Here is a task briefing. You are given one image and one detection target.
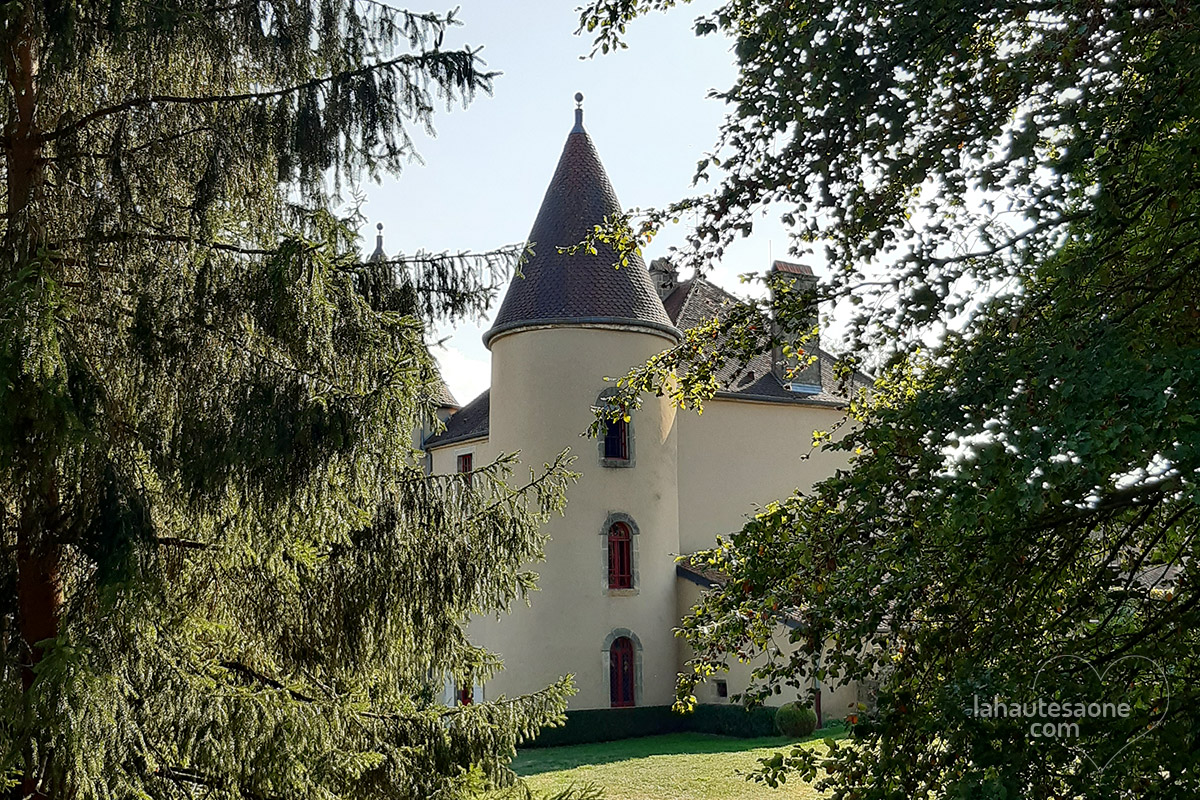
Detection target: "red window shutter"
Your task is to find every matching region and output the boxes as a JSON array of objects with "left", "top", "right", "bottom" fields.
[
  {"left": 610, "top": 637, "right": 635, "bottom": 707},
  {"left": 457, "top": 685, "right": 473, "bottom": 706},
  {"left": 607, "top": 523, "right": 632, "bottom": 589}
]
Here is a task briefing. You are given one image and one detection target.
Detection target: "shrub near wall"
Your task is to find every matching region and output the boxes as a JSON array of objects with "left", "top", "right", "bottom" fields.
[
  {"left": 774, "top": 702, "right": 817, "bottom": 738},
  {"left": 524, "top": 705, "right": 779, "bottom": 748}
]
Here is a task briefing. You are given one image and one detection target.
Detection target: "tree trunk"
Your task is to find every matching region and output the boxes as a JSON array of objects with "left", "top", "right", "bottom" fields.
[
  {"left": 16, "top": 505, "right": 62, "bottom": 800},
  {"left": 6, "top": 8, "right": 54, "bottom": 799},
  {"left": 17, "top": 539, "right": 62, "bottom": 692},
  {"left": 4, "top": 0, "right": 42, "bottom": 251}
]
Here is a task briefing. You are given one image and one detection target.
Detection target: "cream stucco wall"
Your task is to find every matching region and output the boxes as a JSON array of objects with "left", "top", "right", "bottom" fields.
[
  {"left": 675, "top": 577, "right": 859, "bottom": 721},
  {"left": 673, "top": 397, "right": 858, "bottom": 716},
  {"left": 427, "top": 343, "right": 864, "bottom": 714},
  {"left": 676, "top": 398, "right": 853, "bottom": 555},
  {"left": 466, "top": 325, "right": 682, "bottom": 710}
]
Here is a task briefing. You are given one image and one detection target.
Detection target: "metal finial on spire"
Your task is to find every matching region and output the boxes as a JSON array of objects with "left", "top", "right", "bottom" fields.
[
  {"left": 572, "top": 92, "right": 585, "bottom": 133},
  {"left": 369, "top": 222, "right": 386, "bottom": 262}
]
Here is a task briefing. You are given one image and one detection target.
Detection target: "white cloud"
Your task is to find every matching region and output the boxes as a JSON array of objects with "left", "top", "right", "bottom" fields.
[{"left": 433, "top": 343, "right": 491, "bottom": 405}]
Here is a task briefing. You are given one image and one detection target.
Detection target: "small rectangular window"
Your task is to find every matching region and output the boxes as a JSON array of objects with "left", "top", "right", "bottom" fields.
[
  {"left": 457, "top": 453, "right": 473, "bottom": 488},
  {"left": 716, "top": 679, "right": 728, "bottom": 699},
  {"left": 603, "top": 419, "right": 628, "bottom": 461}
]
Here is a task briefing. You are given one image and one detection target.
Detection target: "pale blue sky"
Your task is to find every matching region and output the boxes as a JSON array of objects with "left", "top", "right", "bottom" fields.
[{"left": 359, "top": 1, "right": 794, "bottom": 403}]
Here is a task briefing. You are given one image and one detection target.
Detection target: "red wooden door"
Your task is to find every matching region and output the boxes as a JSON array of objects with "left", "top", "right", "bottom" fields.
[{"left": 610, "top": 637, "right": 635, "bottom": 707}]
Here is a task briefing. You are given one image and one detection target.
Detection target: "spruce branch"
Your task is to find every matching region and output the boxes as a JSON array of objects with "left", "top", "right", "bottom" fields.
[{"left": 41, "top": 49, "right": 494, "bottom": 145}]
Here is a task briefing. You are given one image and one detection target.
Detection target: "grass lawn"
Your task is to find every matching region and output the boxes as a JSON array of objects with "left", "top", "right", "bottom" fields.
[{"left": 505, "top": 731, "right": 838, "bottom": 800}]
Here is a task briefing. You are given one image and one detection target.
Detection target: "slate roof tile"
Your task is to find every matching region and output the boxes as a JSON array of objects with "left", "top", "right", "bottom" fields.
[
  {"left": 484, "top": 110, "right": 679, "bottom": 347},
  {"left": 423, "top": 389, "right": 489, "bottom": 448},
  {"left": 663, "top": 278, "right": 871, "bottom": 407}
]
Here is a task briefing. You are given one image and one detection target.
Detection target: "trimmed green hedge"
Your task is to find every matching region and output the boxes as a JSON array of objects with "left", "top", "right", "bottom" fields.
[
  {"left": 526, "top": 706, "right": 683, "bottom": 748},
  {"left": 524, "top": 704, "right": 779, "bottom": 748},
  {"left": 689, "top": 703, "right": 778, "bottom": 738}
]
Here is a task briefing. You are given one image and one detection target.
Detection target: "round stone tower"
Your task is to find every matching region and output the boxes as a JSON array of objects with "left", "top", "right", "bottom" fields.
[{"left": 473, "top": 98, "right": 682, "bottom": 710}]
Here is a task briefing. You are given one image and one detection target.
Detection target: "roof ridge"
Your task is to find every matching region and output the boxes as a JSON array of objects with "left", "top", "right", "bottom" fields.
[{"left": 666, "top": 278, "right": 699, "bottom": 326}]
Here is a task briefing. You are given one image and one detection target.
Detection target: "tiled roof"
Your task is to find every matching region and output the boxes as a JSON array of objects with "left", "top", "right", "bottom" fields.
[
  {"left": 675, "top": 554, "right": 728, "bottom": 588},
  {"left": 676, "top": 554, "right": 807, "bottom": 630},
  {"left": 426, "top": 275, "right": 870, "bottom": 453},
  {"left": 424, "top": 390, "right": 489, "bottom": 448},
  {"left": 483, "top": 109, "right": 679, "bottom": 348},
  {"left": 663, "top": 278, "right": 871, "bottom": 407},
  {"left": 1134, "top": 563, "right": 1183, "bottom": 591},
  {"left": 430, "top": 378, "right": 458, "bottom": 409},
  {"left": 771, "top": 260, "right": 814, "bottom": 276},
  {"left": 661, "top": 277, "right": 693, "bottom": 321}
]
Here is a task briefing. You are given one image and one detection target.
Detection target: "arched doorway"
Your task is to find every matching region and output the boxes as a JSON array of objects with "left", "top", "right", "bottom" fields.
[{"left": 610, "top": 636, "right": 635, "bottom": 707}]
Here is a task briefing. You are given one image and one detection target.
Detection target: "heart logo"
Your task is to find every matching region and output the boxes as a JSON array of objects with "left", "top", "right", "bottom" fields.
[{"left": 1029, "top": 654, "right": 1169, "bottom": 774}]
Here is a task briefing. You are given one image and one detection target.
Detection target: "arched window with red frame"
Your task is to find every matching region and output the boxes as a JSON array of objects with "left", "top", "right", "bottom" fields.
[
  {"left": 609, "top": 637, "right": 635, "bottom": 707},
  {"left": 607, "top": 522, "right": 632, "bottom": 589}
]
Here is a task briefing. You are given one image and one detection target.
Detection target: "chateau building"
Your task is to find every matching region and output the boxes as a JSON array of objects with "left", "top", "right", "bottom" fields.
[{"left": 420, "top": 100, "right": 866, "bottom": 719}]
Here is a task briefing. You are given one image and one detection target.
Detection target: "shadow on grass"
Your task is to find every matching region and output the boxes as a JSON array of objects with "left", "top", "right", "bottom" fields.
[{"left": 513, "top": 728, "right": 844, "bottom": 776}]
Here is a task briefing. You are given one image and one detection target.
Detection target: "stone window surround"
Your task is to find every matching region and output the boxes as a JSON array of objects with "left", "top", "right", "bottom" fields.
[
  {"left": 599, "top": 512, "right": 640, "bottom": 596},
  {"left": 602, "top": 628, "right": 645, "bottom": 707},
  {"left": 595, "top": 389, "right": 635, "bottom": 468},
  {"left": 453, "top": 445, "right": 476, "bottom": 467}
]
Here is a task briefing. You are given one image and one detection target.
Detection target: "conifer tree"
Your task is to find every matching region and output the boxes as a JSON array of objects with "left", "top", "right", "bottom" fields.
[{"left": 0, "top": 4, "right": 575, "bottom": 799}]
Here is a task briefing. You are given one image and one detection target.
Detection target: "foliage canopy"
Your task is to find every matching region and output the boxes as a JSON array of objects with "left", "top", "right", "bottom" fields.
[{"left": 579, "top": 1, "right": 1200, "bottom": 797}]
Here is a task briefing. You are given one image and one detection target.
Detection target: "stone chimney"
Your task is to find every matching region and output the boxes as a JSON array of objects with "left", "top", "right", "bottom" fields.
[
  {"left": 648, "top": 257, "right": 678, "bottom": 300},
  {"left": 770, "top": 260, "right": 821, "bottom": 393}
]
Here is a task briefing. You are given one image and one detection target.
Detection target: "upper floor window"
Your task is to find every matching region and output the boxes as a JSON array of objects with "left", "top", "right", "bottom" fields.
[
  {"left": 607, "top": 522, "right": 633, "bottom": 590},
  {"left": 603, "top": 417, "right": 629, "bottom": 461},
  {"left": 457, "top": 452, "right": 473, "bottom": 488},
  {"left": 597, "top": 391, "right": 634, "bottom": 467}
]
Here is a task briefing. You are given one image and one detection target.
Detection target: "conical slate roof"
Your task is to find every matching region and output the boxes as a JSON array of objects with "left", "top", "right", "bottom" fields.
[{"left": 483, "top": 103, "right": 680, "bottom": 348}]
